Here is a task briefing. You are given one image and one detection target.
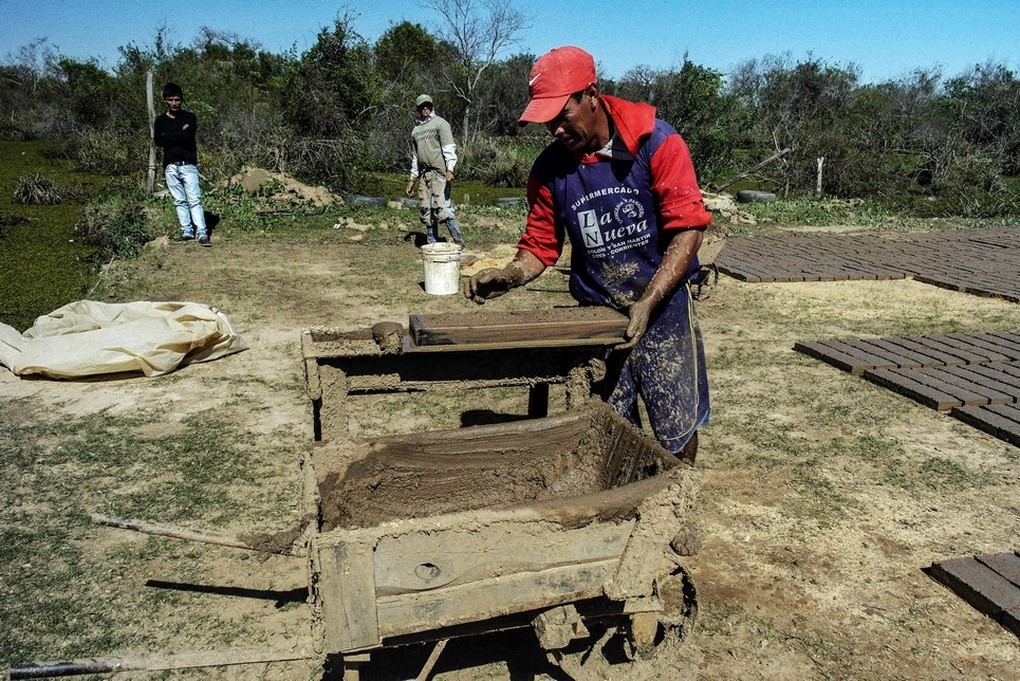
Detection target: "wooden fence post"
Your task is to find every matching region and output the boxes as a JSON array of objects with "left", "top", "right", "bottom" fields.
[{"left": 146, "top": 71, "right": 156, "bottom": 194}]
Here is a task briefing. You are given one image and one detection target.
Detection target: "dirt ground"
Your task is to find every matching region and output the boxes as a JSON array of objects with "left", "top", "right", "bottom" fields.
[{"left": 1, "top": 216, "right": 1018, "bottom": 680}]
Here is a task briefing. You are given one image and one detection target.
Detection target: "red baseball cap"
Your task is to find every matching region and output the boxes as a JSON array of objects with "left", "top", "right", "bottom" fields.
[{"left": 518, "top": 46, "right": 597, "bottom": 125}]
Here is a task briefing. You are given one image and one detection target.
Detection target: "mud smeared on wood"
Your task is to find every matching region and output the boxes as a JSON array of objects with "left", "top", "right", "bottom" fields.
[
  {"left": 316, "top": 404, "right": 679, "bottom": 531},
  {"left": 370, "top": 321, "right": 405, "bottom": 354},
  {"left": 237, "top": 513, "right": 316, "bottom": 554}
]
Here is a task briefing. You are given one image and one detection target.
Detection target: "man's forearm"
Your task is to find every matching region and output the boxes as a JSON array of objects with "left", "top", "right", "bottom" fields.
[
  {"left": 465, "top": 248, "right": 547, "bottom": 303},
  {"left": 505, "top": 249, "right": 547, "bottom": 288},
  {"left": 641, "top": 229, "right": 704, "bottom": 307}
]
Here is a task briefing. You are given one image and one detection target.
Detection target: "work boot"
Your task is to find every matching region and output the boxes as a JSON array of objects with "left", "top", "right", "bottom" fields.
[{"left": 678, "top": 432, "right": 698, "bottom": 466}]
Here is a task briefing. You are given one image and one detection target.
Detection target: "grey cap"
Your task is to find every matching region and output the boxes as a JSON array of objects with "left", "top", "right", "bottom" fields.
[{"left": 415, "top": 94, "right": 433, "bottom": 108}]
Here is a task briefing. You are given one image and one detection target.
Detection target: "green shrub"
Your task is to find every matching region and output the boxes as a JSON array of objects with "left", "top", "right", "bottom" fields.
[
  {"left": 13, "top": 173, "right": 63, "bottom": 205},
  {"left": 74, "top": 192, "right": 154, "bottom": 259},
  {"left": 73, "top": 129, "right": 137, "bottom": 175},
  {"left": 0, "top": 119, "right": 27, "bottom": 142},
  {"left": 462, "top": 137, "right": 530, "bottom": 188},
  {"left": 203, "top": 185, "right": 268, "bottom": 232},
  {"left": 927, "top": 153, "right": 1016, "bottom": 217}
]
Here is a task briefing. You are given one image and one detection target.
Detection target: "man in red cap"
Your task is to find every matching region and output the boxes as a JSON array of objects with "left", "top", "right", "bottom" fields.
[{"left": 465, "top": 46, "right": 711, "bottom": 464}]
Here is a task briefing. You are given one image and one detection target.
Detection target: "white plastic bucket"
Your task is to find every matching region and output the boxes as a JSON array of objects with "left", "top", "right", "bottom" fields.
[{"left": 421, "top": 242, "right": 463, "bottom": 295}]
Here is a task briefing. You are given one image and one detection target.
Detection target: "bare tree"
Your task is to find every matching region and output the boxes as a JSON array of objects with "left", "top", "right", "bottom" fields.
[{"left": 424, "top": 0, "right": 530, "bottom": 139}]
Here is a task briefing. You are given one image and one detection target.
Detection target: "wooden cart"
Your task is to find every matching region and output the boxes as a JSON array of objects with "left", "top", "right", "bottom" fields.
[{"left": 10, "top": 403, "right": 700, "bottom": 680}]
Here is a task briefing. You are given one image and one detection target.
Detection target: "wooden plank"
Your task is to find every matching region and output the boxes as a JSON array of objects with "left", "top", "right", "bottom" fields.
[
  {"left": 863, "top": 368, "right": 962, "bottom": 411},
  {"left": 373, "top": 518, "right": 635, "bottom": 597},
  {"left": 304, "top": 357, "right": 321, "bottom": 400},
  {"left": 410, "top": 309, "right": 629, "bottom": 347},
  {"left": 978, "top": 553, "right": 1020, "bottom": 590},
  {"left": 403, "top": 335, "right": 624, "bottom": 353},
  {"left": 375, "top": 560, "right": 617, "bottom": 639},
  {"left": 316, "top": 538, "right": 380, "bottom": 653}
]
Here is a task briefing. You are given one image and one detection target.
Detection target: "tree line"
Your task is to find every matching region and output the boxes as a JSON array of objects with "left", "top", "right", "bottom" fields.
[{"left": 2, "top": 12, "right": 1019, "bottom": 217}]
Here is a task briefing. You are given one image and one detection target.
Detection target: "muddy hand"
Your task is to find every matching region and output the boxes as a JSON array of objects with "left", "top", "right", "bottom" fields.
[
  {"left": 464, "top": 267, "right": 513, "bottom": 304},
  {"left": 617, "top": 298, "right": 654, "bottom": 349}
]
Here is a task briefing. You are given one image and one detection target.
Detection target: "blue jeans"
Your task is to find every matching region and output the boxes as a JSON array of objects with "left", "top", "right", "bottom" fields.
[{"left": 165, "top": 163, "right": 207, "bottom": 238}]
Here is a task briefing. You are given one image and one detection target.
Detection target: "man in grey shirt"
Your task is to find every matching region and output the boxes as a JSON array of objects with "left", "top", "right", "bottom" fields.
[{"left": 405, "top": 94, "right": 464, "bottom": 245}]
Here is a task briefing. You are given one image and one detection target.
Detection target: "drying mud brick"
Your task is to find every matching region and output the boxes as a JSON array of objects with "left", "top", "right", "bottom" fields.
[
  {"left": 797, "top": 332, "right": 1020, "bottom": 445},
  {"left": 717, "top": 227, "right": 1020, "bottom": 302},
  {"left": 929, "top": 552, "right": 1020, "bottom": 638},
  {"left": 950, "top": 403, "right": 1020, "bottom": 447},
  {"left": 978, "top": 553, "right": 1020, "bottom": 589}
]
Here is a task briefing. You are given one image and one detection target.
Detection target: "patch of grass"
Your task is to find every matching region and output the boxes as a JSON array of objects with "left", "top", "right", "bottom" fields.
[
  {"left": 915, "top": 456, "right": 980, "bottom": 490},
  {"left": 734, "top": 195, "right": 1020, "bottom": 236},
  {"left": 878, "top": 456, "right": 982, "bottom": 493},
  {"left": 0, "top": 521, "right": 136, "bottom": 664},
  {"left": 74, "top": 191, "right": 155, "bottom": 260},
  {"left": 0, "top": 393, "right": 303, "bottom": 670},
  {"left": 696, "top": 601, "right": 747, "bottom": 637},
  {"left": 745, "top": 197, "right": 900, "bottom": 227},
  {"left": 784, "top": 632, "right": 859, "bottom": 676}
]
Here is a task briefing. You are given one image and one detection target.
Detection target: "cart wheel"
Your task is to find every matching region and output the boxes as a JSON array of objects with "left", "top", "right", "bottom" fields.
[{"left": 629, "top": 564, "right": 698, "bottom": 660}]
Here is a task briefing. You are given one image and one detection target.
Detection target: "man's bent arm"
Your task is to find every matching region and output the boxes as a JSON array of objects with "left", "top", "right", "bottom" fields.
[
  {"left": 465, "top": 249, "right": 547, "bottom": 303},
  {"left": 618, "top": 228, "right": 704, "bottom": 349}
]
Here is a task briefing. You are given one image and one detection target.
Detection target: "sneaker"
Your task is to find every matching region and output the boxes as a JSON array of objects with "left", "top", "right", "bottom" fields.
[
  {"left": 198, "top": 235, "right": 212, "bottom": 247},
  {"left": 172, "top": 233, "right": 195, "bottom": 243}
]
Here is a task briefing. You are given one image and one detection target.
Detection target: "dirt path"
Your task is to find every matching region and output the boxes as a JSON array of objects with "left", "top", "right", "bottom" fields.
[{"left": 2, "top": 225, "right": 1018, "bottom": 679}]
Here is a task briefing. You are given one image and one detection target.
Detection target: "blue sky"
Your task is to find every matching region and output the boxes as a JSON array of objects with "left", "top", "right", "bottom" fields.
[{"left": 1, "top": 0, "right": 1017, "bottom": 84}]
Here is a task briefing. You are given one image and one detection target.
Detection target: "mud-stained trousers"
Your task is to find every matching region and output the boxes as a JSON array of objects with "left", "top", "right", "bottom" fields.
[
  {"left": 417, "top": 169, "right": 463, "bottom": 244},
  {"left": 605, "top": 284, "right": 710, "bottom": 457}
]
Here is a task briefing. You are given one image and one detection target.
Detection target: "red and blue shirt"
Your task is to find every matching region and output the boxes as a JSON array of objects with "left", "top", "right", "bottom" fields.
[{"left": 518, "top": 95, "right": 712, "bottom": 309}]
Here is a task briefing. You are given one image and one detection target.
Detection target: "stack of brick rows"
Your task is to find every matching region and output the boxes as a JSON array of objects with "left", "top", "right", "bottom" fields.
[
  {"left": 794, "top": 331, "right": 1020, "bottom": 447},
  {"left": 719, "top": 226, "right": 1020, "bottom": 638},
  {"left": 715, "top": 226, "right": 1020, "bottom": 302}
]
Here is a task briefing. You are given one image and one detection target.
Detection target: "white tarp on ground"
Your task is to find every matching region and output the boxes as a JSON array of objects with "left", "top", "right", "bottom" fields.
[{"left": 0, "top": 300, "right": 247, "bottom": 379}]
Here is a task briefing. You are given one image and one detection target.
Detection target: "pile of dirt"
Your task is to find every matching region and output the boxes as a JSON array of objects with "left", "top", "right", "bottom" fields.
[
  {"left": 703, "top": 191, "right": 756, "bottom": 225},
  {"left": 317, "top": 421, "right": 606, "bottom": 531},
  {"left": 699, "top": 192, "right": 748, "bottom": 264},
  {"left": 316, "top": 406, "right": 678, "bottom": 532},
  {"left": 223, "top": 166, "right": 342, "bottom": 207}
]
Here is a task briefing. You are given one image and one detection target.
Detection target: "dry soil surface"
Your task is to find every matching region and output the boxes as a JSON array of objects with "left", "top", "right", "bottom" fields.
[{"left": 2, "top": 222, "right": 1018, "bottom": 680}]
